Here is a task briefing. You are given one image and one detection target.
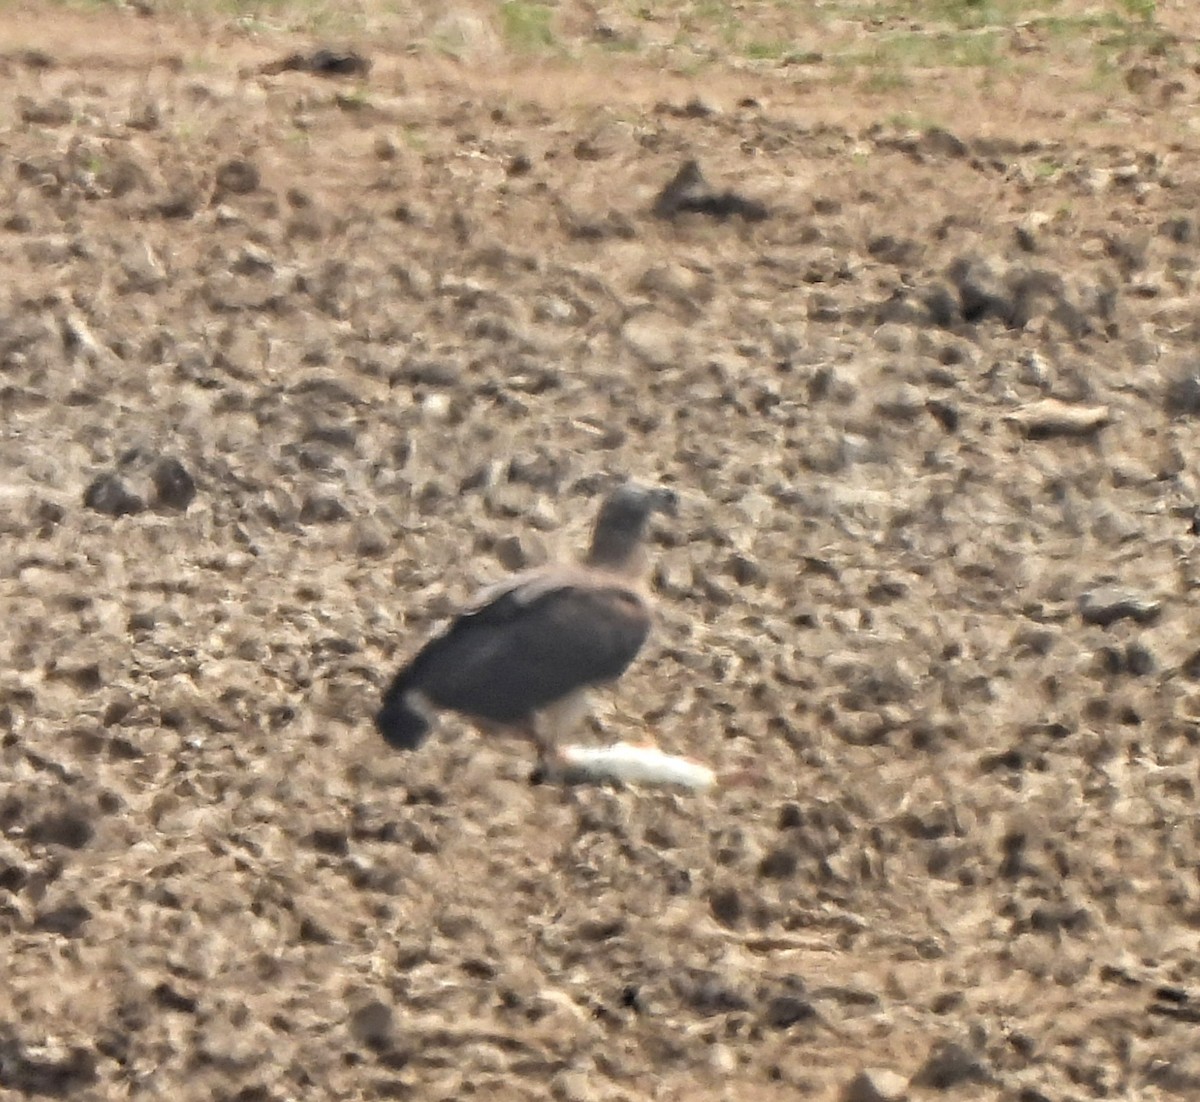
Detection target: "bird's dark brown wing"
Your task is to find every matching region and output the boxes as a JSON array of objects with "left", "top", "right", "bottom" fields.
[{"left": 397, "top": 578, "right": 652, "bottom": 725}]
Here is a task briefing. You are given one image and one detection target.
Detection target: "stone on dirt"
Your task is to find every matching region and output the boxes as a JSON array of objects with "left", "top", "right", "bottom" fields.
[
  {"left": 83, "top": 473, "right": 145, "bottom": 517},
  {"left": 843, "top": 1067, "right": 909, "bottom": 1102},
  {"left": 1079, "top": 587, "right": 1161, "bottom": 628},
  {"left": 911, "top": 1041, "right": 992, "bottom": 1090},
  {"left": 1006, "top": 399, "right": 1111, "bottom": 439},
  {"left": 652, "top": 158, "right": 769, "bottom": 222}
]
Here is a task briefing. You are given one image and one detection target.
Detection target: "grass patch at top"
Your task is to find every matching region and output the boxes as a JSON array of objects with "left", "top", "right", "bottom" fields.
[
  {"left": 848, "top": 27, "right": 1007, "bottom": 70},
  {"left": 499, "top": 0, "right": 557, "bottom": 51}
]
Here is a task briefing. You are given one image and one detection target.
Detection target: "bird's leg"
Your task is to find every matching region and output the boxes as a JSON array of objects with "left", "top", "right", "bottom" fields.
[
  {"left": 526, "top": 720, "right": 561, "bottom": 783},
  {"left": 526, "top": 692, "right": 591, "bottom": 785}
]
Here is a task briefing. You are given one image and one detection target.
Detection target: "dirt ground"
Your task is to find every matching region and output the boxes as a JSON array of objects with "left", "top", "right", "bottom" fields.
[{"left": 3, "top": 2, "right": 1200, "bottom": 1099}]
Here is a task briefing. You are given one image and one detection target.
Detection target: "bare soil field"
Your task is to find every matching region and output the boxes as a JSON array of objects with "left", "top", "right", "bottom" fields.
[{"left": 3, "top": 1, "right": 1200, "bottom": 1098}]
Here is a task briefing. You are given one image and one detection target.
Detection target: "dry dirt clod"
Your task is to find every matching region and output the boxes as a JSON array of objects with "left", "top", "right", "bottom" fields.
[
  {"left": 213, "top": 157, "right": 260, "bottom": 198},
  {"left": 299, "top": 490, "right": 350, "bottom": 524},
  {"left": 1006, "top": 399, "right": 1111, "bottom": 439},
  {"left": 350, "top": 517, "right": 391, "bottom": 558},
  {"left": 757, "top": 845, "right": 798, "bottom": 879},
  {"left": 910, "top": 1041, "right": 992, "bottom": 1090},
  {"left": 0, "top": 1032, "right": 97, "bottom": 1095},
  {"left": 1078, "top": 587, "right": 1161, "bottom": 628},
  {"left": 18, "top": 96, "right": 73, "bottom": 127},
  {"left": 843, "top": 1067, "right": 909, "bottom": 1102},
  {"left": 651, "top": 159, "right": 768, "bottom": 222},
  {"left": 348, "top": 998, "right": 395, "bottom": 1050},
  {"left": 83, "top": 472, "right": 145, "bottom": 517},
  {"left": 149, "top": 457, "right": 196, "bottom": 511},
  {"left": 260, "top": 48, "right": 371, "bottom": 77},
  {"left": 762, "top": 993, "right": 816, "bottom": 1029},
  {"left": 550, "top": 1069, "right": 597, "bottom": 1102},
  {"left": 1164, "top": 367, "right": 1200, "bottom": 416},
  {"left": 33, "top": 899, "right": 91, "bottom": 937}
]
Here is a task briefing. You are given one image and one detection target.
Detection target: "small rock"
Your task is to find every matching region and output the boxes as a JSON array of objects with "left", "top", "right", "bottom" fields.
[
  {"left": 494, "top": 534, "right": 530, "bottom": 571},
  {"left": 27, "top": 810, "right": 93, "bottom": 849},
  {"left": 214, "top": 158, "right": 260, "bottom": 197},
  {"left": 777, "top": 802, "right": 803, "bottom": 829},
  {"left": 923, "top": 285, "right": 959, "bottom": 327},
  {"left": 1014, "top": 211, "right": 1051, "bottom": 252},
  {"left": 550, "top": 1069, "right": 595, "bottom": 1102},
  {"left": 922, "top": 127, "right": 968, "bottom": 158},
  {"left": 155, "top": 189, "right": 201, "bottom": 220},
  {"left": 351, "top": 518, "right": 390, "bottom": 558},
  {"left": 573, "top": 134, "right": 614, "bottom": 162},
  {"left": 299, "top": 491, "right": 350, "bottom": 524},
  {"left": 1079, "top": 587, "right": 1161, "bottom": 628},
  {"left": 676, "top": 95, "right": 716, "bottom": 118},
  {"left": 308, "top": 827, "right": 349, "bottom": 856},
  {"left": 726, "top": 553, "right": 764, "bottom": 586},
  {"left": 1124, "top": 642, "right": 1155, "bottom": 676},
  {"left": 18, "top": 96, "right": 73, "bottom": 126},
  {"left": 33, "top": 900, "right": 91, "bottom": 937},
  {"left": 1180, "top": 648, "right": 1200, "bottom": 680},
  {"left": 348, "top": 998, "right": 394, "bottom": 1050},
  {"left": 15, "top": 49, "right": 55, "bottom": 70},
  {"left": 652, "top": 158, "right": 768, "bottom": 222},
  {"left": 638, "top": 262, "right": 712, "bottom": 307},
  {"left": 622, "top": 313, "right": 684, "bottom": 368},
  {"left": 261, "top": 48, "right": 371, "bottom": 77},
  {"left": 125, "top": 100, "right": 160, "bottom": 131},
  {"left": 672, "top": 968, "right": 749, "bottom": 1016},
  {"left": 926, "top": 400, "right": 959, "bottom": 432},
  {"left": 151, "top": 982, "right": 198, "bottom": 1013},
  {"left": 0, "top": 1033, "right": 97, "bottom": 1094},
  {"left": 758, "top": 846, "right": 798, "bottom": 879},
  {"left": 868, "top": 234, "right": 923, "bottom": 267},
  {"left": 1164, "top": 368, "right": 1200, "bottom": 416},
  {"left": 874, "top": 384, "right": 925, "bottom": 422},
  {"left": 843, "top": 1067, "right": 909, "bottom": 1102},
  {"left": 709, "top": 885, "right": 742, "bottom": 927},
  {"left": 150, "top": 457, "right": 196, "bottom": 511},
  {"left": 911, "top": 1041, "right": 991, "bottom": 1090},
  {"left": 560, "top": 206, "right": 636, "bottom": 241},
  {"left": 762, "top": 994, "right": 816, "bottom": 1029},
  {"left": 84, "top": 473, "right": 145, "bottom": 517},
  {"left": 947, "top": 257, "right": 1010, "bottom": 324},
  {"left": 1006, "top": 399, "right": 1111, "bottom": 439},
  {"left": 128, "top": 605, "right": 181, "bottom": 633}
]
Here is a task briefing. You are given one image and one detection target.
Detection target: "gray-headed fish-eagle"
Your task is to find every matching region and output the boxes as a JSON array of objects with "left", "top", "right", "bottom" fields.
[{"left": 374, "top": 483, "right": 678, "bottom": 774}]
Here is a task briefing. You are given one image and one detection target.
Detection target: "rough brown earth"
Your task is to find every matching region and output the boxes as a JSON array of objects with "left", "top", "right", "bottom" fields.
[{"left": 3, "top": 2, "right": 1200, "bottom": 1099}]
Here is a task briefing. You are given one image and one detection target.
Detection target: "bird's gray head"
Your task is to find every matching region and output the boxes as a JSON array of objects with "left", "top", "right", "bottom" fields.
[{"left": 586, "top": 482, "right": 677, "bottom": 572}]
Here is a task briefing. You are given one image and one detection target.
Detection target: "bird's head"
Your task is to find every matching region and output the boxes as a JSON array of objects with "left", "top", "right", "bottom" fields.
[{"left": 587, "top": 482, "right": 678, "bottom": 572}]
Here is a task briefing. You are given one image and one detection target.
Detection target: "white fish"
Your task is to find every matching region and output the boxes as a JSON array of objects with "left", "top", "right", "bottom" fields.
[{"left": 556, "top": 742, "right": 717, "bottom": 790}]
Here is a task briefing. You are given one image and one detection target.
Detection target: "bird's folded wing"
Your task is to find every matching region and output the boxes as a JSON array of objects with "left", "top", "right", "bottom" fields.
[
  {"left": 463, "top": 565, "right": 628, "bottom": 619},
  {"left": 411, "top": 577, "right": 653, "bottom": 719}
]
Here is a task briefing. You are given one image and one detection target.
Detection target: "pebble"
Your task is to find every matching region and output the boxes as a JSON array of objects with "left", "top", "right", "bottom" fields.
[
  {"left": 150, "top": 458, "right": 196, "bottom": 511},
  {"left": 1079, "top": 587, "right": 1161, "bottom": 627},
  {"left": 1006, "top": 399, "right": 1111, "bottom": 439},
  {"left": 622, "top": 313, "right": 684, "bottom": 368},
  {"left": 348, "top": 998, "right": 394, "bottom": 1050},
  {"left": 83, "top": 473, "right": 145, "bottom": 517},
  {"left": 843, "top": 1067, "right": 909, "bottom": 1102},
  {"left": 911, "top": 1041, "right": 991, "bottom": 1090}
]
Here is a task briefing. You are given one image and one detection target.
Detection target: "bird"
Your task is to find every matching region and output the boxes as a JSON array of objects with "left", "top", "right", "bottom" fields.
[{"left": 374, "top": 482, "right": 678, "bottom": 774}]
